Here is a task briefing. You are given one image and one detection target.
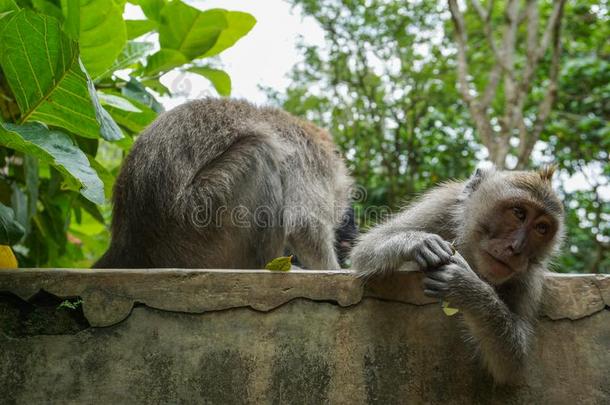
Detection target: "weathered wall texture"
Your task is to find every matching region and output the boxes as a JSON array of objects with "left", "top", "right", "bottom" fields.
[{"left": 0, "top": 269, "right": 608, "bottom": 405}]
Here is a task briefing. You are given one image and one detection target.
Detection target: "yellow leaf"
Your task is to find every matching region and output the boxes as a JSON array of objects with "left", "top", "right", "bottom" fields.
[
  {"left": 265, "top": 255, "right": 293, "bottom": 271},
  {"left": 0, "top": 245, "right": 18, "bottom": 268},
  {"left": 441, "top": 300, "right": 459, "bottom": 316}
]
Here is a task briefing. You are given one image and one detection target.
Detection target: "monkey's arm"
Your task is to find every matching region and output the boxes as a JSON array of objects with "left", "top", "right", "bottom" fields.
[
  {"left": 351, "top": 184, "right": 461, "bottom": 277},
  {"left": 423, "top": 256, "right": 542, "bottom": 384}
]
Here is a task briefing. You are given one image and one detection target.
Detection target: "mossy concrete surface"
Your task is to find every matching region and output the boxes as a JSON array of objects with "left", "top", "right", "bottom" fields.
[{"left": 0, "top": 269, "right": 608, "bottom": 404}]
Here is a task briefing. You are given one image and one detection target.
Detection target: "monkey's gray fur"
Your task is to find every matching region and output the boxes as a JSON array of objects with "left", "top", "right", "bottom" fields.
[
  {"left": 351, "top": 166, "right": 564, "bottom": 384},
  {"left": 94, "top": 98, "right": 352, "bottom": 269}
]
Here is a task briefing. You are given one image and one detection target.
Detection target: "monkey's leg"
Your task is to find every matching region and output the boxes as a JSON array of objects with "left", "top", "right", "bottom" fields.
[{"left": 287, "top": 224, "right": 341, "bottom": 270}]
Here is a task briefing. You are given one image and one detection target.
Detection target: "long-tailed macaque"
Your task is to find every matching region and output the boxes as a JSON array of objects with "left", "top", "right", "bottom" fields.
[
  {"left": 94, "top": 99, "right": 352, "bottom": 269},
  {"left": 351, "top": 166, "right": 564, "bottom": 383}
]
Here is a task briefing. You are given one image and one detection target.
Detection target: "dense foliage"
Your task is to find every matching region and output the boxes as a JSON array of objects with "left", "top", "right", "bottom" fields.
[
  {"left": 0, "top": 0, "right": 607, "bottom": 274},
  {"left": 0, "top": 0, "right": 255, "bottom": 266},
  {"left": 272, "top": 0, "right": 608, "bottom": 273}
]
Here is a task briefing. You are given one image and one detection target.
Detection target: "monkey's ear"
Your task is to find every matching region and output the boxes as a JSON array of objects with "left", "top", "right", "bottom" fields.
[
  {"left": 463, "top": 166, "right": 495, "bottom": 196},
  {"left": 538, "top": 165, "right": 557, "bottom": 182}
]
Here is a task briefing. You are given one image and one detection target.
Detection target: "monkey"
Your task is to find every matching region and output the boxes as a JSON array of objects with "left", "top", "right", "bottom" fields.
[
  {"left": 350, "top": 166, "right": 564, "bottom": 384},
  {"left": 94, "top": 98, "right": 353, "bottom": 270}
]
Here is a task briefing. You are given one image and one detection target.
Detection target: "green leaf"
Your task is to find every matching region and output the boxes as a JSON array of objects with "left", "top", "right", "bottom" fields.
[
  {"left": 57, "top": 298, "right": 82, "bottom": 310},
  {"left": 129, "top": 0, "right": 164, "bottom": 22},
  {"left": 200, "top": 11, "right": 256, "bottom": 58},
  {"left": 122, "top": 77, "right": 163, "bottom": 113},
  {"left": 62, "top": 0, "right": 79, "bottom": 39},
  {"left": 441, "top": 300, "right": 459, "bottom": 316},
  {"left": 10, "top": 183, "right": 27, "bottom": 230},
  {"left": 144, "top": 48, "right": 188, "bottom": 76},
  {"left": 141, "top": 78, "right": 170, "bottom": 96},
  {"left": 0, "top": 0, "right": 18, "bottom": 14},
  {"left": 75, "top": 193, "right": 105, "bottom": 224},
  {"left": 265, "top": 255, "right": 293, "bottom": 272},
  {"left": 0, "top": 122, "right": 105, "bottom": 204},
  {"left": 32, "top": 0, "right": 64, "bottom": 21},
  {"left": 79, "top": 0, "right": 128, "bottom": 79},
  {"left": 98, "top": 93, "right": 142, "bottom": 112},
  {"left": 144, "top": 3, "right": 255, "bottom": 76},
  {"left": 159, "top": 4, "right": 223, "bottom": 59},
  {"left": 24, "top": 154, "right": 39, "bottom": 230},
  {"left": 105, "top": 94, "right": 156, "bottom": 133},
  {"left": 188, "top": 67, "right": 231, "bottom": 96},
  {"left": 0, "top": 0, "right": 18, "bottom": 33},
  {"left": 126, "top": 19, "right": 156, "bottom": 39},
  {"left": 87, "top": 156, "right": 114, "bottom": 199},
  {"left": 0, "top": 10, "right": 123, "bottom": 141},
  {"left": 100, "top": 41, "right": 154, "bottom": 78},
  {"left": 0, "top": 202, "right": 25, "bottom": 245}
]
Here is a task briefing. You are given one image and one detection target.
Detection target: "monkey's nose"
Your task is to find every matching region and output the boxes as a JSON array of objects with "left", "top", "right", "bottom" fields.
[{"left": 508, "top": 242, "right": 524, "bottom": 256}]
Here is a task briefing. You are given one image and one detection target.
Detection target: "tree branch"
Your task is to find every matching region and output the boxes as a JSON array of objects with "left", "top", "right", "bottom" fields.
[
  {"left": 516, "top": 0, "right": 565, "bottom": 167},
  {"left": 448, "top": 0, "right": 496, "bottom": 154}
]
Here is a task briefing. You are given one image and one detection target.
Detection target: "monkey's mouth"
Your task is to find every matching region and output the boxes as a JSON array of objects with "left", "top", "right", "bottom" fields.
[{"left": 483, "top": 251, "right": 514, "bottom": 278}]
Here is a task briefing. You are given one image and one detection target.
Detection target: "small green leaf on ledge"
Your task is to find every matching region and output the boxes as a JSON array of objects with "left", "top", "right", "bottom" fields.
[
  {"left": 441, "top": 300, "right": 459, "bottom": 316},
  {"left": 265, "top": 255, "right": 293, "bottom": 272}
]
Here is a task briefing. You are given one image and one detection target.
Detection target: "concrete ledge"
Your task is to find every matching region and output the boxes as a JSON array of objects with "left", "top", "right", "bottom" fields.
[
  {"left": 0, "top": 269, "right": 608, "bottom": 404},
  {"left": 0, "top": 269, "right": 607, "bottom": 326}
]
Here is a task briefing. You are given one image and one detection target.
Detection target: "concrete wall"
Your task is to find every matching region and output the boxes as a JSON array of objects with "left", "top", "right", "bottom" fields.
[{"left": 0, "top": 269, "right": 608, "bottom": 404}]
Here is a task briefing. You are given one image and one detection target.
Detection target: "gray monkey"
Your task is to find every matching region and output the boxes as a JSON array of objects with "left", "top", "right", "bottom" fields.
[
  {"left": 94, "top": 98, "right": 352, "bottom": 269},
  {"left": 351, "top": 167, "right": 564, "bottom": 383}
]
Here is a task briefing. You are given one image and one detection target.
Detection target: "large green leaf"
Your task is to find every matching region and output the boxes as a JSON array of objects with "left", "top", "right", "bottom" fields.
[
  {"left": 0, "top": 122, "right": 105, "bottom": 204},
  {"left": 158, "top": 4, "right": 224, "bottom": 59},
  {"left": 62, "top": 0, "right": 79, "bottom": 39},
  {"left": 144, "top": 3, "right": 255, "bottom": 75},
  {"left": 144, "top": 49, "right": 188, "bottom": 76},
  {"left": 100, "top": 41, "right": 154, "bottom": 78},
  {"left": 129, "top": 0, "right": 164, "bottom": 22},
  {"left": 0, "top": 10, "right": 123, "bottom": 141},
  {"left": 122, "top": 78, "right": 163, "bottom": 113},
  {"left": 0, "top": 202, "right": 25, "bottom": 245},
  {"left": 98, "top": 92, "right": 142, "bottom": 112},
  {"left": 0, "top": 0, "right": 18, "bottom": 32},
  {"left": 188, "top": 67, "right": 231, "bottom": 96},
  {"left": 0, "top": 0, "right": 18, "bottom": 14},
  {"left": 200, "top": 11, "right": 256, "bottom": 58},
  {"left": 79, "top": 0, "right": 127, "bottom": 79},
  {"left": 126, "top": 19, "right": 156, "bottom": 39}
]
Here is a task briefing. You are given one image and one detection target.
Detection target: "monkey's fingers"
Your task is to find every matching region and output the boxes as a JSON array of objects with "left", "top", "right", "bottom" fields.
[
  {"left": 414, "top": 252, "right": 435, "bottom": 270},
  {"left": 436, "top": 239, "right": 454, "bottom": 258},
  {"left": 425, "top": 238, "right": 453, "bottom": 263},
  {"left": 422, "top": 277, "right": 448, "bottom": 292},
  {"left": 424, "top": 269, "right": 451, "bottom": 282},
  {"left": 449, "top": 252, "right": 470, "bottom": 269},
  {"left": 423, "top": 289, "right": 444, "bottom": 298}
]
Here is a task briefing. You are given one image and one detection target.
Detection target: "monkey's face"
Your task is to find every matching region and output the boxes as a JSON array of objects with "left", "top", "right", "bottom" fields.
[{"left": 474, "top": 200, "right": 559, "bottom": 284}]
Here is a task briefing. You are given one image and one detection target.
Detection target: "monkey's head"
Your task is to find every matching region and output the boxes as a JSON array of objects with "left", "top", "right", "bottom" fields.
[{"left": 456, "top": 166, "right": 564, "bottom": 285}]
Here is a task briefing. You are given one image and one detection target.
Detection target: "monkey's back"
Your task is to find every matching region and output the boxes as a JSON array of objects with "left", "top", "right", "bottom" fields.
[{"left": 94, "top": 98, "right": 351, "bottom": 269}]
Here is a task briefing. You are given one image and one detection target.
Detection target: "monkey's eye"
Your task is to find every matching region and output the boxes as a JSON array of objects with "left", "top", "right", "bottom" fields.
[
  {"left": 512, "top": 207, "right": 526, "bottom": 221},
  {"left": 536, "top": 223, "right": 549, "bottom": 235}
]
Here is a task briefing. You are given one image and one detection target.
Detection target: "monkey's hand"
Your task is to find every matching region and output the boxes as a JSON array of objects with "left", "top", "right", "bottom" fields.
[
  {"left": 421, "top": 253, "right": 484, "bottom": 303},
  {"left": 410, "top": 234, "right": 454, "bottom": 271}
]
